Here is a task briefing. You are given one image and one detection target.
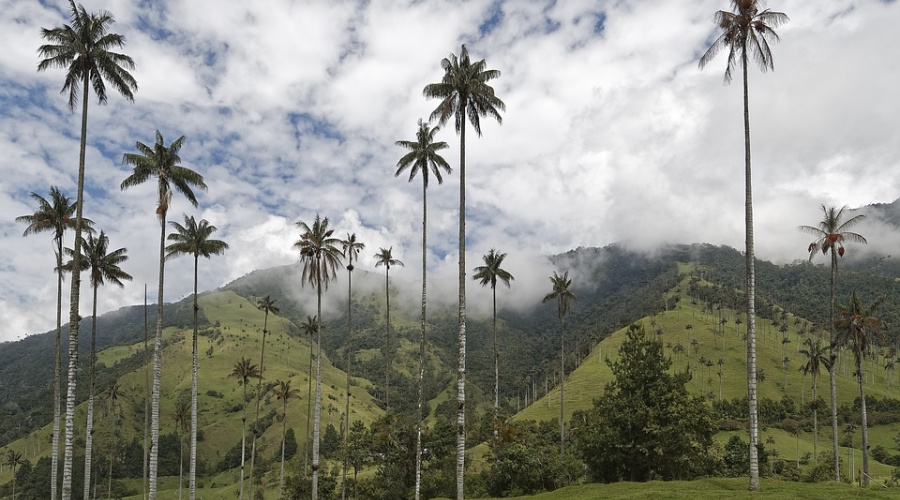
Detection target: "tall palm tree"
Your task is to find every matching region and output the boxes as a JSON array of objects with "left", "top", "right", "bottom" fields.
[
  {"left": 395, "top": 118, "right": 451, "bottom": 500},
  {"left": 165, "top": 215, "right": 228, "bottom": 500},
  {"left": 104, "top": 383, "right": 122, "bottom": 500},
  {"left": 38, "top": 4, "right": 136, "bottom": 494},
  {"left": 473, "top": 249, "right": 514, "bottom": 441},
  {"left": 274, "top": 379, "right": 301, "bottom": 500},
  {"left": 121, "top": 131, "right": 205, "bottom": 499},
  {"left": 374, "top": 247, "right": 404, "bottom": 410},
  {"left": 798, "top": 337, "right": 829, "bottom": 465},
  {"left": 699, "top": 0, "right": 788, "bottom": 490},
  {"left": 424, "top": 45, "right": 504, "bottom": 498},
  {"left": 249, "top": 295, "right": 279, "bottom": 492},
  {"left": 6, "top": 449, "right": 23, "bottom": 500},
  {"left": 299, "top": 315, "right": 319, "bottom": 477},
  {"left": 542, "top": 271, "right": 576, "bottom": 454},
  {"left": 15, "top": 187, "right": 85, "bottom": 500},
  {"left": 339, "top": 233, "right": 364, "bottom": 500},
  {"left": 230, "top": 357, "right": 260, "bottom": 500},
  {"left": 293, "top": 215, "right": 343, "bottom": 500},
  {"left": 63, "top": 231, "right": 131, "bottom": 500},
  {"left": 172, "top": 398, "right": 190, "bottom": 500},
  {"left": 835, "top": 291, "right": 885, "bottom": 487},
  {"left": 799, "top": 204, "right": 866, "bottom": 479}
]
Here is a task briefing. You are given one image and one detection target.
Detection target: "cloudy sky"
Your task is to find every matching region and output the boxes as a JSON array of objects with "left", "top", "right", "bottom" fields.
[{"left": 1, "top": 0, "right": 898, "bottom": 343}]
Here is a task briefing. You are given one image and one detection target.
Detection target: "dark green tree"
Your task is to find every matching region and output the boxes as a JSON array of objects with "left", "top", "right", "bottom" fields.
[{"left": 574, "top": 324, "right": 715, "bottom": 482}]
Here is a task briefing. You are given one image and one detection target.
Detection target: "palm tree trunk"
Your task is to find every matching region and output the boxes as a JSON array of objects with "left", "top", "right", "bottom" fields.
[
  {"left": 178, "top": 432, "right": 184, "bottom": 500},
  {"left": 559, "top": 319, "right": 565, "bottom": 454},
  {"left": 414, "top": 182, "right": 428, "bottom": 500},
  {"left": 62, "top": 71, "right": 91, "bottom": 500},
  {"left": 149, "top": 213, "right": 167, "bottom": 500},
  {"left": 239, "top": 381, "right": 248, "bottom": 500},
  {"left": 828, "top": 250, "right": 840, "bottom": 480},
  {"left": 83, "top": 285, "right": 99, "bottom": 500},
  {"left": 189, "top": 255, "right": 199, "bottom": 500},
  {"left": 385, "top": 267, "right": 391, "bottom": 411},
  {"left": 108, "top": 402, "right": 116, "bottom": 500},
  {"left": 305, "top": 337, "right": 313, "bottom": 477},
  {"left": 143, "top": 285, "right": 149, "bottom": 500},
  {"left": 858, "top": 361, "right": 870, "bottom": 486},
  {"left": 52, "top": 237, "right": 63, "bottom": 500},
  {"left": 455, "top": 97, "right": 468, "bottom": 500},
  {"left": 492, "top": 286, "right": 499, "bottom": 442},
  {"left": 312, "top": 271, "right": 324, "bottom": 500},
  {"left": 280, "top": 401, "right": 287, "bottom": 500},
  {"left": 742, "top": 50, "right": 761, "bottom": 492},
  {"left": 342, "top": 267, "right": 353, "bottom": 500},
  {"left": 812, "top": 375, "right": 818, "bottom": 464},
  {"left": 250, "top": 312, "right": 269, "bottom": 493}
]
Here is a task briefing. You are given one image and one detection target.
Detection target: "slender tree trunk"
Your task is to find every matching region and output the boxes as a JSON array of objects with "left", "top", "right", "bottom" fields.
[
  {"left": 858, "top": 360, "right": 870, "bottom": 486},
  {"left": 560, "top": 319, "right": 565, "bottom": 454},
  {"left": 415, "top": 182, "right": 428, "bottom": 500},
  {"left": 492, "top": 286, "right": 499, "bottom": 442},
  {"left": 342, "top": 267, "right": 353, "bottom": 500},
  {"left": 456, "top": 98, "right": 468, "bottom": 500},
  {"left": 305, "top": 334, "right": 313, "bottom": 477},
  {"left": 189, "top": 255, "right": 199, "bottom": 500},
  {"left": 239, "top": 380, "right": 248, "bottom": 500},
  {"left": 312, "top": 271, "right": 324, "bottom": 500},
  {"left": 279, "top": 401, "right": 287, "bottom": 500},
  {"left": 812, "top": 374, "right": 818, "bottom": 464},
  {"left": 250, "top": 311, "right": 269, "bottom": 493},
  {"left": 108, "top": 402, "right": 115, "bottom": 500},
  {"left": 83, "top": 285, "right": 99, "bottom": 500},
  {"left": 178, "top": 431, "right": 184, "bottom": 500},
  {"left": 143, "top": 285, "right": 150, "bottom": 500},
  {"left": 385, "top": 266, "right": 391, "bottom": 411},
  {"left": 742, "top": 51, "right": 760, "bottom": 492},
  {"left": 828, "top": 250, "right": 840, "bottom": 480},
  {"left": 52, "top": 236, "right": 63, "bottom": 500},
  {"left": 62, "top": 71, "right": 91, "bottom": 500},
  {"left": 149, "top": 213, "right": 167, "bottom": 500}
]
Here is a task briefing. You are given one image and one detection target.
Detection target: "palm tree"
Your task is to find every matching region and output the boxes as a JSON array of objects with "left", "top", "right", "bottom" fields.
[
  {"left": 293, "top": 214, "right": 343, "bottom": 500},
  {"left": 799, "top": 204, "right": 867, "bottom": 479},
  {"left": 473, "top": 249, "right": 514, "bottom": 441},
  {"left": 699, "top": 0, "right": 788, "bottom": 490},
  {"left": 249, "top": 295, "right": 279, "bottom": 492},
  {"left": 339, "top": 233, "right": 364, "bottom": 500},
  {"left": 834, "top": 291, "right": 885, "bottom": 487},
  {"left": 104, "top": 383, "right": 122, "bottom": 500},
  {"left": 172, "top": 398, "right": 190, "bottom": 500},
  {"left": 38, "top": 4, "right": 137, "bottom": 494},
  {"left": 6, "top": 449, "right": 23, "bottom": 500},
  {"left": 63, "top": 231, "right": 131, "bottom": 500},
  {"left": 424, "top": 44, "right": 504, "bottom": 499},
  {"left": 542, "top": 271, "right": 577, "bottom": 454},
  {"left": 395, "top": 117, "right": 451, "bottom": 500},
  {"left": 121, "top": 131, "right": 205, "bottom": 499},
  {"left": 374, "top": 247, "right": 404, "bottom": 410},
  {"left": 165, "top": 215, "right": 228, "bottom": 500},
  {"left": 15, "top": 187, "right": 84, "bottom": 500},
  {"left": 799, "top": 337, "right": 829, "bottom": 465},
  {"left": 230, "top": 357, "right": 260, "bottom": 500},
  {"left": 274, "top": 380, "right": 301, "bottom": 499},
  {"left": 299, "top": 315, "right": 319, "bottom": 477}
]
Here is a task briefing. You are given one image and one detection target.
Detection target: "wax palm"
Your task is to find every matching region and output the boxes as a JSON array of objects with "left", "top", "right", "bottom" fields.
[
  {"left": 799, "top": 204, "right": 866, "bottom": 479},
  {"left": 798, "top": 337, "right": 829, "bottom": 465},
  {"left": 339, "top": 233, "right": 364, "bottom": 500},
  {"left": 247, "top": 295, "right": 279, "bottom": 493},
  {"left": 834, "top": 291, "right": 885, "bottom": 486},
  {"left": 293, "top": 215, "right": 343, "bottom": 500},
  {"left": 542, "top": 271, "right": 576, "bottom": 454},
  {"left": 699, "top": 0, "right": 788, "bottom": 490},
  {"left": 121, "top": 130, "right": 205, "bottom": 499},
  {"left": 39, "top": 5, "right": 136, "bottom": 493},
  {"left": 165, "top": 214, "right": 227, "bottom": 500},
  {"left": 424, "top": 45, "right": 504, "bottom": 498},
  {"left": 63, "top": 230, "right": 131, "bottom": 500},
  {"left": 473, "top": 249, "right": 514, "bottom": 441},
  {"left": 105, "top": 383, "right": 122, "bottom": 500},
  {"left": 274, "top": 379, "right": 301, "bottom": 499},
  {"left": 15, "top": 186, "right": 87, "bottom": 500},
  {"left": 395, "top": 117, "right": 451, "bottom": 500},
  {"left": 299, "top": 315, "right": 319, "bottom": 477},
  {"left": 7, "top": 449, "right": 23, "bottom": 500},
  {"left": 172, "top": 398, "right": 190, "bottom": 500},
  {"left": 374, "top": 247, "right": 404, "bottom": 410},
  {"left": 230, "top": 357, "right": 260, "bottom": 500}
]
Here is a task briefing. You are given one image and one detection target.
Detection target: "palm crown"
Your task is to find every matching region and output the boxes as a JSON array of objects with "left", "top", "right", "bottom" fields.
[
  {"left": 65, "top": 230, "right": 132, "bottom": 289},
  {"left": 543, "top": 271, "right": 577, "bottom": 322},
  {"left": 165, "top": 215, "right": 229, "bottom": 261},
  {"left": 374, "top": 247, "right": 403, "bottom": 270},
  {"left": 294, "top": 214, "right": 344, "bottom": 290},
  {"left": 799, "top": 205, "right": 867, "bottom": 263},
  {"left": 424, "top": 44, "right": 505, "bottom": 135},
  {"left": 473, "top": 249, "right": 514, "bottom": 290},
  {"left": 395, "top": 119, "right": 452, "bottom": 188}
]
